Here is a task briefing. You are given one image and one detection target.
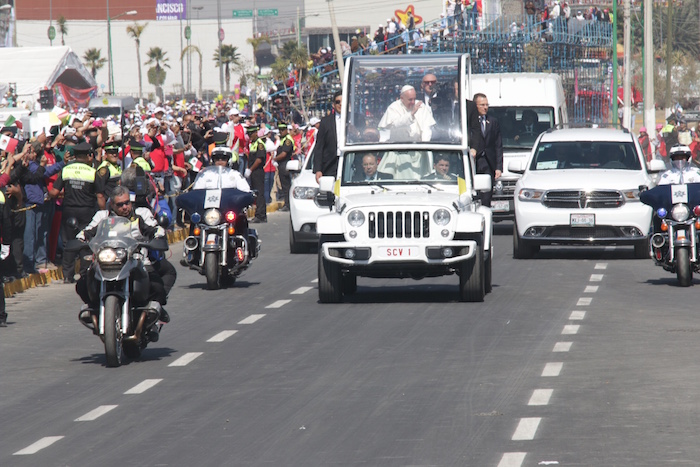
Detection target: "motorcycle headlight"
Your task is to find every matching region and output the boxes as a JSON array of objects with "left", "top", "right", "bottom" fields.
[
  {"left": 671, "top": 204, "right": 691, "bottom": 222},
  {"left": 347, "top": 210, "right": 365, "bottom": 227},
  {"left": 293, "top": 187, "right": 318, "bottom": 200},
  {"left": 204, "top": 208, "right": 221, "bottom": 226},
  {"left": 97, "top": 247, "right": 127, "bottom": 264},
  {"left": 518, "top": 188, "right": 544, "bottom": 202},
  {"left": 433, "top": 209, "right": 451, "bottom": 226}
]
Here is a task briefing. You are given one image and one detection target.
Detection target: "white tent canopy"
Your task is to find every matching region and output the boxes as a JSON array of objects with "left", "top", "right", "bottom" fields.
[{"left": 0, "top": 46, "right": 97, "bottom": 99}]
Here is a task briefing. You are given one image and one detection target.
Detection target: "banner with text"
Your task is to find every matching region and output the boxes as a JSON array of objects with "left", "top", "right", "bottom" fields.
[{"left": 156, "top": 0, "right": 186, "bottom": 21}]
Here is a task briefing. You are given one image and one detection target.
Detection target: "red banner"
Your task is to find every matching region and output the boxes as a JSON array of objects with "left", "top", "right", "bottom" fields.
[{"left": 52, "top": 82, "right": 97, "bottom": 110}]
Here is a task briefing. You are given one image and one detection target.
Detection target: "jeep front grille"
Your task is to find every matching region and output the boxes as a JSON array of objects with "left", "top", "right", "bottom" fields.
[{"left": 368, "top": 211, "right": 430, "bottom": 238}]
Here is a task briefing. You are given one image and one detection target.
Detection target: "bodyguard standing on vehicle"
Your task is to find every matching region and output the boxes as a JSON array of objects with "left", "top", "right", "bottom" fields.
[
  {"left": 314, "top": 91, "right": 342, "bottom": 183},
  {"left": 472, "top": 93, "right": 502, "bottom": 207},
  {"left": 246, "top": 126, "right": 267, "bottom": 223},
  {"left": 49, "top": 142, "right": 98, "bottom": 283},
  {"left": 274, "top": 122, "right": 295, "bottom": 211}
]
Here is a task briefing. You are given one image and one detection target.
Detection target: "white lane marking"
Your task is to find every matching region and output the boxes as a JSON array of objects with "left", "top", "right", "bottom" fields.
[
  {"left": 553, "top": 342, "right": 572, "bottom": 352},
  {"left": 124, "top": 379, "right": 163, "bottom": 394},
  {"left": 75, "top": 405, "right": 118, "bottom": 421},
  {"left": 576, "top": 297, "right": 592, "bottom": 306},
  {"left": 310, "top": 278, "right": 318, "bottom": 283},
  {"left": 266, "top": 300, "right": 291, "bottom": 309},
  {"left": 569, "top": 311, "right": 586, "bottom": 320},
  {"left": 528, "top": 389, "right": 553, "bottom": 406},
  {"left": 238, "top": 314, "right": 265, "bottom": 324},
  {"left": 512, "top": 417, "right": 541, "bottom": 440},
  {"left": 562, "top": 324, "right": 580, "bottom": 335},
  {"left": 497, "top": 452, "right": 527, "bottom": 467},
  {"left": 291, "top": 286, "right": 313, "bottom": 295},
  {"left": 542, "top": 362, "right": 563, "bottom": 377},
  {"left": 595, "top": 263, "right": 608, "bottom": 269},
  {"left": 584, "top": 285, "right": 599, "bottom": 293},
  {"left": 590, "top": 274, "right": 604, "bottom": 282},
  {"left": 13, "top": 436, "right": 64, "bottom": 455},
  {"left": 169, "top": 352, "right": 203, "bottom": 367},
  {"left": 207, "top": 330, "right": 238, "bottom": 342}
]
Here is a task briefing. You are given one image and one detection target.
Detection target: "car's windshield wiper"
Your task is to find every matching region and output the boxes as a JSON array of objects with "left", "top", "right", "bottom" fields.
[{"left": 417, "top": 182, "right": 443, "bottom": 192}]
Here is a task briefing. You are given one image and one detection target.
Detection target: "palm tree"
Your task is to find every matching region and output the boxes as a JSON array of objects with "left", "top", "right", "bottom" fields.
[
  {"left": 126, "top": 22, "right": 148, "bottom": 104},
  {"left": 213, "top": 44, "right": 241, "bottom": 94},
  {"left": 57, "top": 16, "right": 68, "bottom": 46},
  {"left": 82, "top": 48, "right": 107, "bottom": 78},
  {"left": 145, "top": 47, "right": 170, "bottom": 101},
  {"left": 181, "top": 45, "right": 202, "bottom": 99},
  {"left": 246, "top": 36, "right": 271, "bottom": 107},
  {"left": 271, "top": 41, "right": 318, "bottom": 123}
]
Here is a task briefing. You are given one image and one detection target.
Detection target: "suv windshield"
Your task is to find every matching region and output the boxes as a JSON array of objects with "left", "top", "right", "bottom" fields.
[
  {"left": 341, "top": 150, "right": 464, "bottom": 185},
  {"left": 489, "top": 106, "right": 554, "bottom": 149},
  {"left": 530, "top": 141, "right": 642, "bottom": 171}
]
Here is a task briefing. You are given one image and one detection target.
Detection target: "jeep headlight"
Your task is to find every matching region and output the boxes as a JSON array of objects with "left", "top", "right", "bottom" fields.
[
  {"left": 671, "top": 204, "right": 690, "bottom": 222},
  {"left": 518, "top": 188, "right": 544, "bottom": 202},
  {"left": 97, "top": 247, "right": 127, "bottom": 264},
  {"left": 204, "top": 208, "right": 221, "bottom": 226},
  {"left": 433, "top": 209, "right": 451, "bottom": 226},
  {"left": 293, "top": 186, "right": 318, "bottom": 200},
  {"left": 347, "top": 210, "right": 365, "bottom": 227}
]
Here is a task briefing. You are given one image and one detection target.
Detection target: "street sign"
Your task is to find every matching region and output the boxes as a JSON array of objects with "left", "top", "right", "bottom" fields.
[
  {"left": 218, "top": 28, "right": 225, "bottom": 42},
  {"left": 232, "top": 9, "right": 253, "bottom": 18},
  {"left": 184, "top": 25, "right": 191, "bottom": 40},
  {"left": 257, "top": 9, "right": 278, "bottom": 16},
  {"left": 47, "top": 26, "right": 56, "bottom": 41}
]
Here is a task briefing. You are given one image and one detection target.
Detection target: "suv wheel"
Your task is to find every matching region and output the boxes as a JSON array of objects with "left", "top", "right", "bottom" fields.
[{"left": 513, "top": 222, "right": 538, "bottom": 259}]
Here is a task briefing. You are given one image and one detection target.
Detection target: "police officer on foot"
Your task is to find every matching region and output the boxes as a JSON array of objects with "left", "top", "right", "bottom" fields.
[
  {"left": 129, "top": 141, "right": 152, "bottom": 172},
  {"left": 246, "top": 126, "right": 267, "bottom": 223},
  {"left": 274, "top": 122, "right": 295, "bottom": 211},
  {"left": 49, "top": 142, "right": 98, "bottom": 283},
  {"left": 95, "top": 141, "right": 123, "bottom": 210}
]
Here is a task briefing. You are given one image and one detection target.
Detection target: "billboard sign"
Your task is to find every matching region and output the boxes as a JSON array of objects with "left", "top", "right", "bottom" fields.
[{"left": 156, "top": 0, "right": 186, "bottom": 21}]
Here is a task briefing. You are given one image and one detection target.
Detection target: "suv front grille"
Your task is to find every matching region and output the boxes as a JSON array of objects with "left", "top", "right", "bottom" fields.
[
  {"left": 543, "top": 190, "right": 623, "bottom": 209},
  {"left": 493, "top": 179, "right": 517, "bottom": 197},
  {"left": 368, "top": 211, "right": 430, "bottom": 239}
]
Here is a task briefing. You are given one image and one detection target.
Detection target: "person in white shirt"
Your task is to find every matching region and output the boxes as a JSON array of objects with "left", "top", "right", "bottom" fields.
[
  {"left": 658, "top": 146, "right": 700, "bottom": 185},
  {"left": 378, "top": 85, "right": 436, "bottom": 142},
  {"left": 192, "top": 147, "right": 250, "bottom": 191}
]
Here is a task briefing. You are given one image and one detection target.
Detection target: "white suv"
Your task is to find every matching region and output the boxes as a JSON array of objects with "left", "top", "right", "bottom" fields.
[
  {"left": 511, "top": 127, "right": 665, "bottom": 258},
  {"left": 287, "top": 155, "right": 327, "bottom": 253}
]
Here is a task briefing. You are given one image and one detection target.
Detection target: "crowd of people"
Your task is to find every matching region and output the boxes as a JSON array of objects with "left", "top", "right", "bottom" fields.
[{"left": 638, "top": 114, "right": 700, "bottom": 167}]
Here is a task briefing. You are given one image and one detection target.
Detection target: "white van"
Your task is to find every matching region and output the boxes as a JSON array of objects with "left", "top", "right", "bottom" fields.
[{"left": 468, "top": 73, "right": 567, "bottom": 220}]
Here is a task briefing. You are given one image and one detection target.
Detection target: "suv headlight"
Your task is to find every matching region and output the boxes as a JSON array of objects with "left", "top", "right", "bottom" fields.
[
  {"left": 518, "top": 188, "right": 544, "bottom": 202},
  {"left": 433, "top": 209, "right": 451, "bottom": 226},
  {"left": 204, "top": 208, "right": 221, "bottom": 226},
  {"left": 293, "top": 186, "right": 318, "bottom": 200},
  {"left": 347, "top": 210, "right": 365, "bottom": 227},
  {"left": 671, "top": 204, "right": 690, "bottom": 222},
  {"left": 97, "top": 247, "right": 127, "bottom": 264}
]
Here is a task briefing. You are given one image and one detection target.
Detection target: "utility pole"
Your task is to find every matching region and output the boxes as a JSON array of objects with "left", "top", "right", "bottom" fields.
[
  {"left": 611, "top": 0, "right": 618, "bottom": 127},
  {"left": 665, "top": 0, "right": 673, "bottom": 116},
  {"left": 328, "top": 0, "right": 344, "bottom": 86},
  {"left": 643, "top": 0, "right": 654, "bottom": 133},
  {"left": 622, "top": 0, "right": 631, "bottom": 128},
  {"left": 217, "top": 0, "right": 223, "bottom": 96}
]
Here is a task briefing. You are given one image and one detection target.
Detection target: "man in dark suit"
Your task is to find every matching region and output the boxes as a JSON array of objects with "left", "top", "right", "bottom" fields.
[
  {"left": 417, "top": 73, "right": 455, "bottom": 141},
  {"left": 466, "top": 98, "right": 484, "bottom": 159},
  {"left": 353, "top": 153, "right": 393, "bottom": 181},
  {"left": 473, "top": 93, "right": 502, "bottom": 207},
  {"left": 313, "top": 91, "right": 342, "bottom": 183}
]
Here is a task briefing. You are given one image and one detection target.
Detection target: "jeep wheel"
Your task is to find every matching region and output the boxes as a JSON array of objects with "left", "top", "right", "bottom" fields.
[
  {"left": 318, "top": 249, "right": 342, "bottom": 303},
  {"left": 513, "top": 222, "right": 538, "bottom": 259},
  {"left": 342, "top": 273, "right": 357, "bottom": 294},
  {"left": 459, "top": 240, "right": 485, "bottom": 302}
]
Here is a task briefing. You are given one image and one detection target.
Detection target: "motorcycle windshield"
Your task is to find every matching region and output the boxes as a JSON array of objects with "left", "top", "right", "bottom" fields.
[
  {"left": 192, "top": 166, "right": 237, "bottom": 190},
  {"left": 88, "top": 216, "right": 142, "bottom": 253}
]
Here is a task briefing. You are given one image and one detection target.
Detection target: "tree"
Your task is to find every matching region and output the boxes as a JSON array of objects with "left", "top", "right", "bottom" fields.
[
  {"left": 82, "top": 48, "right": 107, "bottom": 78},
  {"left": 181, "top": 45, "right": 203, "bottom": 99},
  {"left": 145, "top": 47, "right": 170, "bottom": 101},
  {"left": 246, "top": 36, "right": 271, "bottom": 107},
  {"left": 57, "top": 16, "right": 68, "bottom": 46},
  {"left": 270, "top": 41, "right": 320, "bottom": 123},
  {"left": 213, "top": 44, "right": 241, "bottom": 94},
  {"left": 126, "top": 22, "right": 148, "bottom": 103}
]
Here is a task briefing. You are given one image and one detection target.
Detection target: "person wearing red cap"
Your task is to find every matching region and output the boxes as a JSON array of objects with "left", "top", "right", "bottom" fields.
[{"left": 638, "top": 127, "right": 652, "bottom": 163}]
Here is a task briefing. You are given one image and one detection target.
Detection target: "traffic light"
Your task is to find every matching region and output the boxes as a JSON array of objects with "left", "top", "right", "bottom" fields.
[{"left": 39, "top": 89, "right": 53, "bottom": 110}]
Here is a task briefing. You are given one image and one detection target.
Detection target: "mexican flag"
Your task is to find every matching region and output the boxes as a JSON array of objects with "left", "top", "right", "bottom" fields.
[
  {"left": 0, "top": 134, "right": 19, "bottom": 153},
  {"left": 188, "top": 156, "right": 203, "bottom": 172},
  {"left": 4, "top": 115, "right": 15, "bottom": 127}
]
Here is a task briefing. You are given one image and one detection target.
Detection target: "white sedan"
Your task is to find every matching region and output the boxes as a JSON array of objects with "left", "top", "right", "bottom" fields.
[{"left": 510, "top": 127, "right": 666, "bottom": 258}]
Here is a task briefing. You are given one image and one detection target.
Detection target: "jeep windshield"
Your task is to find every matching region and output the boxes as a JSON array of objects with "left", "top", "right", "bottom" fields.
[
  {"left": 341, "top": 150, "right": 465, "bottom": 185},
  {"left": 490, "top": 106, "right": 555, "bottom": 149},
  {"left": 343, "top": 55, "right": 465, "bottom": 146},
  {"left": 529, "top": 141, "right": 642, "bottom": 171}
]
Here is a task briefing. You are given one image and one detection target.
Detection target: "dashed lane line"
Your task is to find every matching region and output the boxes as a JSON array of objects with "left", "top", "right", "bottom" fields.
[
  {"left": 169, "top": 352, "right": 203, "bottom": 367},
  {"left": 584, "top": 285, "right": 599, "bottom": 293},
  {"left": 238, "top": 314, "right": 265, "bottom": 324},
  {"left": 528, "top": 389, "right": 553, "bottom": 406},
  {"left": 310, "top": 278, "right": 318, "bottom": 283},
  {"left": 74, "top": 405, "right": 118, "bottom": 422},
  {"left": 553, "top": 342, "right": 572, "bottom": 352},
  {"left": 13, "top": 436, "right": 64, "bottom": 455},
  {"left": 562, "top": 324, "right": 580, "bottom": 335},
  {"left": 511, "top": 417, "right": 541, "bottom": 441},
  {"left": 542, "top": 362, "right": 563, "bottom": 377},
  {"left": 124, "top": 379, "right": 163, "bottom": 394},
  {"left": 576, "top": 297, "right": 592, "bottom": 306},
  {"left": 590, "top": 274, "right": 604, "bottom": 281},
  {"left": 595, "top": 263, "right": 608, "bottom": 269},
  {"left": 291, "top": 286, "right": 313, "bottom": 294},
  {"left": 569, "top": 311, "right": 586, "bottom": 320},
  {"left": 266, "top": 300, "right": 291, "bottom": 309},
  {"left": 497, "top": 452, "right": 527, "bottom": 467},
  {"left": 207, "top": 330, "right": 238, "bottom": 342}
]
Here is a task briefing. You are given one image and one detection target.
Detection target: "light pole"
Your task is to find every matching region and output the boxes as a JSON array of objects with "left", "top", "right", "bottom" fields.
[
  {"left": 107, "top": 4, "right": 137, "bottom": 95},
  {"left": 296, "top": 7, "right": 319, "bottom": 47}
]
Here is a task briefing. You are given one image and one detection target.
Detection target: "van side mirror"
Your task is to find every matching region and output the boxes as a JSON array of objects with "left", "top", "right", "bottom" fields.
[
  {"left": 508, "top": 160, "right": 525, "bottom": 174},
  {"left": 473, "top": 174, "right": 492, "bottom": 192}
]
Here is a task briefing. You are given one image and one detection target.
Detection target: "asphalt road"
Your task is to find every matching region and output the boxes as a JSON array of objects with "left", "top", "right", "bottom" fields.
[{"left": 2, "top": 213, "right": 700, "bottom": 466}]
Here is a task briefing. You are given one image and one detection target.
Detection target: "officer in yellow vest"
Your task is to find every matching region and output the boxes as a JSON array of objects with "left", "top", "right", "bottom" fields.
[
  {"left": 95, "top": 142, "right": 123, "bottom": 210},
  {"left": 49, "top": 142, "right": 98, "bottom": 283},
  {"left": 129, "top": 141, "right": 152, "bottom": 172},
  {"left": 274, "top": 122, "right": 296, "bottom": 211},
  {"left": 246, "top": 126, "right": 267, "bottom": 223}
]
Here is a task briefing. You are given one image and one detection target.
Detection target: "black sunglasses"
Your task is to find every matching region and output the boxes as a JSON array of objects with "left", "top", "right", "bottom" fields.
[
  {"left": 115, "top": 201, "right": 131, "bottom": 208},
  {"left": 334, "top": 99, "right": 342, "bottom": 104}
]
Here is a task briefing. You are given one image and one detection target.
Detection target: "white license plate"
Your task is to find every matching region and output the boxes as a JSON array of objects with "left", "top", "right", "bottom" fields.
[
  {"left": 492, "top": 200, "right": 510, "bottom": 212},
  {"left": 378, "top": 246, "right": 419, "bottom": 259},
  {"left": 570, "top": 214, "right": 595, "bottom": 227}
]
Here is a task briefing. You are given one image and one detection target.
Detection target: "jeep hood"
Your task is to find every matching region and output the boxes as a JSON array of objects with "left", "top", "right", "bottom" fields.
[{"left": 340, "top": 190, "right": 463, "bottom": 210}]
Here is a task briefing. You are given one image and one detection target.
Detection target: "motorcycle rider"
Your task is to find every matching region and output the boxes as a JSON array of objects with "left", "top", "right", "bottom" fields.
[
  {"left": 75, "top": 185, "right": 171, "bottom": 327},
  {"left": 192, "top": 146, "right": 250, "bottom": 191},
  {"left": 658, "top": 145, "right": 700, "bottom": 185}
]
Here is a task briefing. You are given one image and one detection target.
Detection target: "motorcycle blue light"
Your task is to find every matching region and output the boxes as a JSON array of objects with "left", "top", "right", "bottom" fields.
[
  {"left": 657, "top": 208, "right": 667, "bottom": 218},
  {"left": 191, "top": 212, "right": 202, "bottom": 224}
]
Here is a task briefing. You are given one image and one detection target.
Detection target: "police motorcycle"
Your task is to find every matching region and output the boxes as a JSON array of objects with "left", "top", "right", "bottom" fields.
[
  {"left": 641, "top": 182, "right": 700, "bottom": 287},
  {"left": 176, "top": 164, "right": 260, "bottom": 290},
  {"left": 72, "top": 216, "right": 170, "bottom": 367}
]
